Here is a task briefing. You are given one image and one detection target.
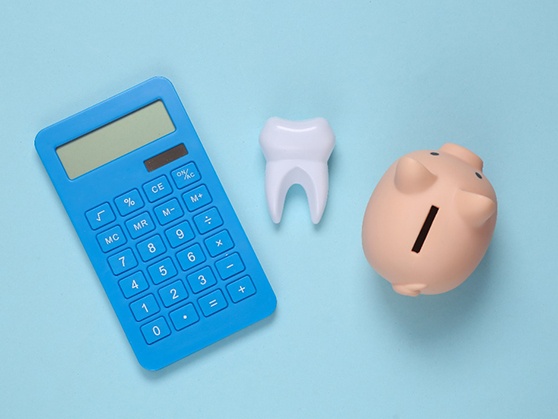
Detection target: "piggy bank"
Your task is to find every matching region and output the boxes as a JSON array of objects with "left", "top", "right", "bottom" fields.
[{"left": 362, "top": 143, "right": 497, "bottom": 296}]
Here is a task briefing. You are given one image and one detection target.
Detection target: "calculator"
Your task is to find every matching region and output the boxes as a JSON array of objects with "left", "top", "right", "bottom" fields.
[{"left": 35, "top": 76, "right": 277, "bottom": 370}]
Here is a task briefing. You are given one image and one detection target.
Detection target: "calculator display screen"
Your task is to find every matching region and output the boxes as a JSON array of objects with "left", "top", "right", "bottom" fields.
[{"left": 56, "top": 101, "right": 175, "bottom": 179}]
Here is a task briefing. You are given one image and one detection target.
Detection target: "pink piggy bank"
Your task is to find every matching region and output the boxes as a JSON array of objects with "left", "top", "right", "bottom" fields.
[{"left": 362, "top": 143, "right": 497, "bottom": 296}]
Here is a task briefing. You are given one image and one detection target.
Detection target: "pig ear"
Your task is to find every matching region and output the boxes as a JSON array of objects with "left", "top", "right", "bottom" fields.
[
  {"left": 456, "top": 190, "right": 496, "bottom": 227},
  {"left": 394, "top": 157, "right": 437, "bottom": 193}
]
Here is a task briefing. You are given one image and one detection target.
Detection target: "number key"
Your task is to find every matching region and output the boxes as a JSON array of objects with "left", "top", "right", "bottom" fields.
[
  {"left": 165, "top": 221, "right": 194, "bottom": 248},
  {"left": 176, "top": 244, "right": 206, "bottom": 271},
  {"left": 186, "top": 266, "right": 217, "bottom": 294},
  {"left": 158, "top": 280, "right": 188, "bottom": 307},
  {"left": 130, "top": 294, "right": 160, "bottom": 321},
  {"left": 147, "top": 257, "right": 177, "bottom": 284},
  {"left": 108, "top": 248, "right": 138, "bottom": 275},
  {"left": 137, "top": 235, "right": 166, "bottom": 261},
  {"left": 119, "top": 272, "right": 149, "bottom": 298},
  {"left": 141, "top": 317, "right": 171, "bottom": 345}
]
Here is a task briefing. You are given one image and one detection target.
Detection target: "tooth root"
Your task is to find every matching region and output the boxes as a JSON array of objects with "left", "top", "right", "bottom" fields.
[
  {"left": 302, "top": 163, "right": 330, "bottom": 224},
  {"left": 264, "top": 163, "right": 290, "bottom": 224},
  {"left": 260, "top": 118, "right": 335, "bottom": 224},
  {"left": 265, "top": 162, "right": 329, "bottom": 224}
]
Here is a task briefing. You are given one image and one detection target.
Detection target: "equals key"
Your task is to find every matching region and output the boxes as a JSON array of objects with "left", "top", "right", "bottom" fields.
[{"left": 199, "top": 290, "right": 227, "bottom": 317}]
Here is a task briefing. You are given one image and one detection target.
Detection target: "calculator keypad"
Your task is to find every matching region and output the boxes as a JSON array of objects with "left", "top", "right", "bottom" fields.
[{"left": 85, "top": 163, "right": 258, "bottom": 347}]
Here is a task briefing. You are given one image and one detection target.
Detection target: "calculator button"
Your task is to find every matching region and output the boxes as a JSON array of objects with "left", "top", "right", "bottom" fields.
[
  {"left": 153, "top": 198, "right": 184, "bottom": 225},
  {"left": 183, "top": 185, "right": 212, "bottom": 212},
  {"left": 143, "top": 176, "right": 172, "bottom": 202},
  {"left": 158, "top": 280, "right": 188, "bottom": 307},
  {"left": 125, "top": 212, "right": 155, "bottom": 239},
  {"left": 227, "top": 276, "right": 256, "bottom": 303},
  {"left": 108, "top": 248, "right": 138, "bottom": 275},
  {"left": 169, "top": 304, "right": 200, "bottom": 330},
  {"left": 171, "top": 162, "right": 201, "bottom": 189},
  {"left": 198, "top": 290, "right": 228, "bottom": 317},
  {"left": 130, "top": 294, "right": 160, "bottom": 321},
  {"left": 193, "top": 207, "right": 223, "bottom": 234},
  {"left": 136, "top": 235, "right": 166, "bottom": 261},
  {"left": 176, "top": 244, "right": 206, "bottom": 271},
  {"left": 86, "top": 203, "right": 115, "bottom": 230},
  {"left": 187, "top": 266, "right": 217, "bottom": 294},
  {"left": 215, "top": 253, "right": 245, "bottom": 280},
  {"left": 119, "top": 272, "right": 149, "bottom": 299},
  {"left": 114, "top": 189, "right": 144, "bottom": 216},
  {"left": 147, "top": 257, "right": 177, "bottom": 284},
  {"left": 97, "top": 226, "right": 127, "bottom": 253},
  {"left": 204, "top": 230, "right": 234, "bottom": 257},
  {"left": 141, "top": 317, "right": 171, "bottom": 345},
  {"left": 165, "top": 221, "right": 195, "bottom": 248}
]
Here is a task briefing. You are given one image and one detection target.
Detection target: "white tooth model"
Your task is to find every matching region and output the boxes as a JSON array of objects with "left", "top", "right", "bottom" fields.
[{"left": 259, "top": 117, "right": 335, "bottom": 224}]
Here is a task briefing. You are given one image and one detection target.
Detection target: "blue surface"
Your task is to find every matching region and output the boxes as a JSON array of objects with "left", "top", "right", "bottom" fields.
[{"left": 1, "top": 0, "right": 558, "bottom": 416}]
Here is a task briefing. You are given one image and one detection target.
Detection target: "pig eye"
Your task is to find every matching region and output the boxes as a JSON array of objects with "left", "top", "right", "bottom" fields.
[
  {"left": 430, "top": 152, "right": 439, "bottom": 156},
  {"left": 475, "top": 172, "right": 483, "bottom": 179}
]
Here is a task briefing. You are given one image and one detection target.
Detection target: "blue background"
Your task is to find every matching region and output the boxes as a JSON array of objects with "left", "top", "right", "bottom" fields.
[{"left": 1, "top": 1, "right": 557, "bottom": 417}]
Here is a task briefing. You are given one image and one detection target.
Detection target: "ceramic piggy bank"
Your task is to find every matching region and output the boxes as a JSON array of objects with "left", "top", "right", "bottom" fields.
[{"left": 362, "top": 143, "right": 497, "bottom": 296}]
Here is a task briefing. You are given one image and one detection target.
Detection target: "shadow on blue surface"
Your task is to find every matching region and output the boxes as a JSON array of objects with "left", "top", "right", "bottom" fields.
[
  {"left": 371, "top": 233, "right": 502, "bottom": 343},
  {"left": 139, "top": 309, "right": 278, "bottom": 379}
]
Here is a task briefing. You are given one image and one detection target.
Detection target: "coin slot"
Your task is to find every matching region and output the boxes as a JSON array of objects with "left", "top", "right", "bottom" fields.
[{"left": 412, "top": 205, "right": 439, "bottom": 253}]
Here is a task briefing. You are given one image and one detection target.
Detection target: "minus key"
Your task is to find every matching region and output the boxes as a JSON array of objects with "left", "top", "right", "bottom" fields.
[{"left": 215, "top": 253, "right": 245, "bottom": 280}]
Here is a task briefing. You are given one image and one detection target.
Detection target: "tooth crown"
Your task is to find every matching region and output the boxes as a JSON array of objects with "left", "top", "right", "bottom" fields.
[
  {"left": 260, "top": 117, "right": 335, "bottom": 162},
  {"left": 259, "top": 117, "right": 335, "bottom": 224}
]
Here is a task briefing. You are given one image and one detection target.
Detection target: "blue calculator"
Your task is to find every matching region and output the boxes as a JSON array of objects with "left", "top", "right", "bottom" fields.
[{"left": 35, "top": 77, "right": 276, "bottom": 370}]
